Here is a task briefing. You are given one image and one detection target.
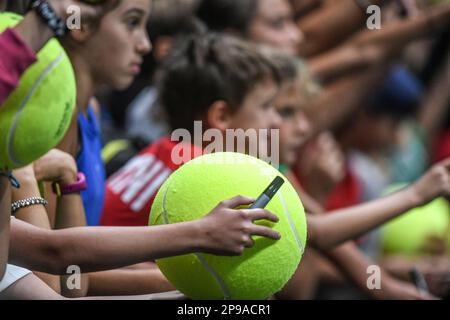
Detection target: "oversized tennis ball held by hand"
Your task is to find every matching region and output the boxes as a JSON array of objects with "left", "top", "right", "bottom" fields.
[{"left": 149, "top": 152, "right": 308, "bottom": 300}]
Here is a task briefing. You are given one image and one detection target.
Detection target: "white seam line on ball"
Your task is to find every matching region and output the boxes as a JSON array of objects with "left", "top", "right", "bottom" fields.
[
  {"left": 162, "top": 183, "right": 231, "bottom": 300},
  {"left": 279, "top": 192, "right": 304, "bottom": 254},
  {"left": 7, "top": 51, "right": 64, "bottom": 166},
  {"left": 194, "top": 253, "right": 231, "bottom": 300}
]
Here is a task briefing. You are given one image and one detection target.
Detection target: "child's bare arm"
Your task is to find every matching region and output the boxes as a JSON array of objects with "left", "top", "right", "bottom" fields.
[
  {"left": 33, "top": 150, "right": 87, "bottom": 230},
  {"left": 13, "top": 0, "right": 107, "bottom": 53},
  {"left": 298, "top": 0, "right": 391, "bottom": 57},
  {"left": 308, "top": 159, "right": 450, "bottom": 250},
  {"left": 8, "top": 196, "right": 280, "bottom": 275},
  {"left": 325, "top": 242, "right": 431, "bottom": 299},
  {"left": 86, "top": 263, "right": 175, "bottom": 296},
  {"left": 350, "top": 3, "right": 450, "bottom": 52},
  {"left": 307, "top": 66, "right": 387, "bottom": 135},
  {"left": 33, "top": 149, "right": 90, "bottom": 297},
  {"left": 11, "top": 166, "right": 61, "bottom": 293},
  {"left": 418, "top": 52, "right": 450, "bottom": 144},
  {"left": 286, "top": 170, "right": 429, "bottom": 299},
  {"left": 308, "top": 4, "right": 450, "bottom": 81}
]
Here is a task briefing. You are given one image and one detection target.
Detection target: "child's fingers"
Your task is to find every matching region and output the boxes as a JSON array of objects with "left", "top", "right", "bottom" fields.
[
  {"left": 249, "top": 225, "right": 281, "bottom": 240},
  {"left": 243, "top": 237, "right": 255, "bottom": 248},
  {"left": 242, "top": 209, "right": 279, "bottom": 223},
  {"left": 220, "top": 196, "right": 255, "bottom": 209}
]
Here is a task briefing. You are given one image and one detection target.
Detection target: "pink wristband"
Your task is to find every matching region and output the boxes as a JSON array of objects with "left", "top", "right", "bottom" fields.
[{"left": 52, "top": 172, "right": 87, "bottom": 196}]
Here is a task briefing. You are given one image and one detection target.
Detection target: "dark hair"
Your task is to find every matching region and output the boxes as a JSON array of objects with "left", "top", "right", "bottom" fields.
[
  {"left": 157, "top": 33, "right": 281, "bottom": 132},
  {"left": 82, "top": 0, "right": 122, "bottom": 31},
  {"left": 142, "top": 0, "right": 205, "bottom": 78},
  {"left": 6, "top": 0, "right": 121, "bottom": 17},
  {"left": 6, "top": 0, "right": 30, "bottom": 14},
  {"left": 148, "top": 0, "right": 204, "bottom": 40},
  {"left": 196, "top": 0, "right": 258, "bottom": 35}
]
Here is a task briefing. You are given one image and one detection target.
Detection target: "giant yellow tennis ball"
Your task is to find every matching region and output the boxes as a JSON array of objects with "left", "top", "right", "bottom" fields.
[
  {"left": 149, "top": 152, "right": 307, "bottom": 300},
  {"left": 0, "top": 12, "right": 76, "bottom": 171},
  {"left": 382, "top": 185, "right": 450, "bottom": 257}
]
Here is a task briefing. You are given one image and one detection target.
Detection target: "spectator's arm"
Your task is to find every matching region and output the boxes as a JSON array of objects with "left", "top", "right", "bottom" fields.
[
  {"left": 9, "top": 196, "right": 281, "bottom": 275},
  {"left": 86, "top": 263, "right": 175, "bottom": 296},
  {"left": 8, "top": 219, "right": 208, "bottom": 275},
  {"left": 11, "top": 166, "right": 61, "bottom": 293},
  {"left": 325, "top": 242, "right": 431, "bottom": 299},
  {"left": 307, "top": 159, "right": 450, "bottom": 250},
  {"left": 306, "top": 66, "right": 387, "bottom": 136},
  {"left": 13, "top": 0, "right": 107, "bottom": 53},
  {"left": 298, "top": 0, "right": 392, "bottom": 57},
  {"left": 33, "top": 149, "right": 91, "bottom": 297},
  {"left": 350, "top": 3, "right": 450, "bottom": 52},
  {"left": 13, "top": 6, "right": 55, "bottom": 53},
  {"left": 308, "top": 4, "right": 450, "bottom": 81},
  {"left": 286, "top": 170, "right": 427, "bottom": 299},
  {"left": 418, "top": 52, "right": 450, "bottom": 145}
]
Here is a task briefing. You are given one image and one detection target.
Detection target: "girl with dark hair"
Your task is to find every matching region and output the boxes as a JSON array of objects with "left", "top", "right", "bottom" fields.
[{"left": 197, "top": 0, "right": 303, "bottom": 55}]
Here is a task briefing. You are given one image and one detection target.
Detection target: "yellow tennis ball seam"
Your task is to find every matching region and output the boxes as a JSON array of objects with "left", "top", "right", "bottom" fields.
[
  {"left": 6, "top": 51, "right": 66, "bottom": 167},
  {"left": 277, "top": 191, "right": 305, "bottom": 254},
  {"left": 160, "top": 181, "right": 232, "bottom": 300}
]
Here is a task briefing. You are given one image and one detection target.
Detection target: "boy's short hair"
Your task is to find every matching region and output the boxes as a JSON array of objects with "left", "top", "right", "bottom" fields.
[
  {"left": 262, "top": 48, "right": 321, "bottom": 100},
  {"left": 156, "top": 33, "right": 281, "bottom": 132}
]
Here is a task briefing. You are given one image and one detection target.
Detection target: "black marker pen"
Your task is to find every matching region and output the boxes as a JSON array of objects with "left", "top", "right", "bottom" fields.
[{"left": 250, "top": 176, "right": 285, "bottom": 209}]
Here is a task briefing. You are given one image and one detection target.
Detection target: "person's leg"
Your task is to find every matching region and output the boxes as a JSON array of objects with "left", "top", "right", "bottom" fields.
[
  {"left": 0, "top": 268, "right": 185, "bottom": 300},
  {"left": 87, "top": 262, "right": 175, "bottom": 296},
  {"left": 0, "top": 177, "right": 11, "bottom": 279},
  {"left": 0, "top": 268, "right": 63, "bottom": 300}
]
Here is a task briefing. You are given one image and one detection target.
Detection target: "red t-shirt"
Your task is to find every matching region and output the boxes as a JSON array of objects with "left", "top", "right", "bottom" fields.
[
  {"left": 325, "top": 167, "right": 362, "bottom": 211},
  {"left": 293, "top": 163, "right": 362, "bottom": 211},
  {"left": 432, "top": 129, "right": 450, "bottom": 164},
  {"left": 101, "top": 137, "right": 203, "bottom": 226}
]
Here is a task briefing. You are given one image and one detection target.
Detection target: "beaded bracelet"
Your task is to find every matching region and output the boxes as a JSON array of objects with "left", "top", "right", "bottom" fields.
[{"left": 11, "top": 197, "right": 48, "bottom": 216}]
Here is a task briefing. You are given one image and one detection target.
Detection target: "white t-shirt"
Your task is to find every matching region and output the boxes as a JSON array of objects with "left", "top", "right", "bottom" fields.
[{"left": 0, "top": 264, "right": 31, "bottom": 293}]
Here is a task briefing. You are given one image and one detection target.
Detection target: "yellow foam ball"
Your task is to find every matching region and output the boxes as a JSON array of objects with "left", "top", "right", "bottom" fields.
[{"left": 150, "top": 152, "right": 307, "bottom": 300}]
